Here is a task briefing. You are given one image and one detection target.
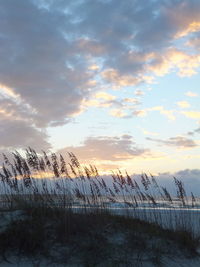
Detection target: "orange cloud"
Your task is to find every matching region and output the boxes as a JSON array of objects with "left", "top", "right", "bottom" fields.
[
  {"left": 88, "top": 64, "right": 100, "bottom": 71},
  {"left": 0, "top": 83, "right": 19, "bottom": 99},
  {"left": 149, "top": 49, "right": 200, "bottom": 77},
  {"left": 95, "top": 92, "right": 116, "bottom": 101},
  {"left": 83, "top": 98, "right": 111, "bottom": 108},
  {"left": 175, "top": 21, "right": 200, "bottom": 38}
]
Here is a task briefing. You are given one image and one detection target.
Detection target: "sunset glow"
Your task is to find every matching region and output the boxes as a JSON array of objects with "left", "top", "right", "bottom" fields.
[{"left": 0, "top": 0, "right": 200, "bottom": 176}]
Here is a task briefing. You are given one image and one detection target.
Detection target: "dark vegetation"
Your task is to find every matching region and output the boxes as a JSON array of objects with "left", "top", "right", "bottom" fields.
[
  {"left": 0, "top": 148, "right": 199, "bottom": 266},
  {"left": 0, "top": 208, "right": 199, "bottom": 266}
]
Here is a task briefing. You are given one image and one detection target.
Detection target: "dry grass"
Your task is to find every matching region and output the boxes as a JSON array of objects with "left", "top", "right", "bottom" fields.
[{"left": 0, "top": 148, "right": 199, "bottom": 265}]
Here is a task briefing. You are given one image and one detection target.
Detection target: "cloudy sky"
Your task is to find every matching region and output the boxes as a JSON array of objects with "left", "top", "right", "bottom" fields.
[{"left": 0, "top": 0, "right": 200, "bottom": 175}]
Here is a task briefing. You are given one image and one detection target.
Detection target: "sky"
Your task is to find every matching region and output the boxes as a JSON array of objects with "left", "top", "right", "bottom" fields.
[{"left": 0, "top": 0, "right": 200, "bottom": 177}]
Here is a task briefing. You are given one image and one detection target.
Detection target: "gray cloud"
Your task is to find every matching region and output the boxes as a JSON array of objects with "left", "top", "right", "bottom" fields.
[
  {"left": 0, "top": 95, "right": 51, "bottom": 151},
  {"left": 188, "top": 32, "right": 200, "bottom": 51},
  {"left": 156, "top": 169, "right": 200, "bottom": 196},
  {"left": 72, "top": 0, "right": 200, "bottom": 75},
  {"left": 0, "top": 0, "right": 93, "bottom": 128},
  {"left": 0, "top": 118, "right": 50, "bottom": 151},
  {"left": 187, "top": 127, "right": 200, "bottom": 136},
  {"left": 1, "top": 0, "right": 200, "bottom": 150},
  {"left": 146, "top": 136, "right": 197, "bottom": 148},
  {"left": 58, "top": 135, "right": 149, "bottom": 161}
]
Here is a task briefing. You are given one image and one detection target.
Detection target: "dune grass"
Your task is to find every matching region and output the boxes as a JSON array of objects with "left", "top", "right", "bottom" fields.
[
  {"left": 0, "top": 148, "right": 199, "bottom": 265},
  {"left": 0, "top": 207, "right": 199, "bottom": 266}
]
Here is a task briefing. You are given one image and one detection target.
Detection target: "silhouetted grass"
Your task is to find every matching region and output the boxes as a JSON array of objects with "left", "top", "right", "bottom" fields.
[{"left": 0, "top": 148, "right": 199, "bottom": 265}]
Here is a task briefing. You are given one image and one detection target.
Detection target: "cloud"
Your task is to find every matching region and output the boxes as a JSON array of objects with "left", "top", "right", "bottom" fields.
[
  {"left": 156, "top": 169, "right": 200, "bottom": 196},
  {"left": 177, "top": 101, "right": 190, "bottom": 108},
  {"left": 181, "top": 111, "right": 200, "bottom": 119},
  {"left": 83, "top": 98, "right": 111, "bottom": 108},
  {"left": 185, "top": 91, "right": 199, "bottom": 97},
  {"left": 101, "top": 69, "right": 143, "bottom": 88},
  {"left": 97, "top": 104, "right": 177, "bottom": 120},
  {"left": 147, "top": 136, "right": 197, "bottom": 149},
  {"left": 175, "top": 22, "right": 200, "bottom": 38},
  {"left": 83, "top": 92, "right": 141, "bottom": 117},
  {"left": 95, "top": 92, "right": 116, "bottom": 101},
  {"left": 132, "top": 110, "right": 147, "bottom": 117},
  {"left": 0, "top": 119, "right": 50, "bottom": 151},
  {"left": 0, "top": 0, "right": 94, "bottom": 128},
  {"left": 123, "top": 98, "right": 140, "bottom": 105},
  {"left": 142, "top": 129, "right": 159, "bottom": 136},
  {"left": 0, "top": 96, "right": 36, "bottom": 123},
  {"left": 148, "top": 48, "right": 200, "bottom": 77},
  {"left": 187, "top": 33, "right": 200, "bottom": 51},
  {"left": 150, "top": 106, "right": 176, "bottom": 120},
  {"left": 0, "top": 96, "right": 50, "bottom": 151},
  {"left": 0, "top": 83, "right": 20, "bottom": 99},
  {"left": 109, "top": 109, "right": 129, "bottom": 118},
  {"left": 187, "top": 127, "right": 200, "bottom": 136},
  {"left": 58, "top": 135, "right": 150, "bottom": 162},
  {"left": 134, "top": 89, "right": 145, "bottom": 96},
  {"left": 109, "top": 105, "right": 177, "bottom": 120},
  {"left": 1, "top": 0, "right": 200, "bottom": 151}
]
